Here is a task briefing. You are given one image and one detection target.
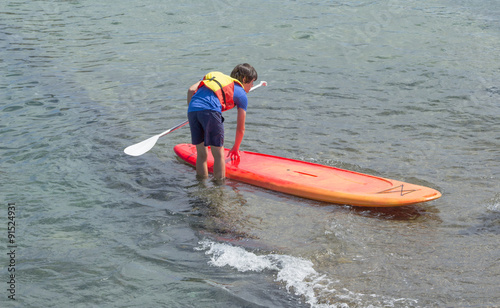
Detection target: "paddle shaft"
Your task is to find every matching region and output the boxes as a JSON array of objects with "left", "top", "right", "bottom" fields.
[{"left": 158, "top": 120, "right": 188, "bottom": 138}]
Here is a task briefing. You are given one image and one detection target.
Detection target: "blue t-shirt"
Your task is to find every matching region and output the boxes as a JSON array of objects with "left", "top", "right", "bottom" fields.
[{"left": 188, "top": 84, "right": 248, "bottom": 113}]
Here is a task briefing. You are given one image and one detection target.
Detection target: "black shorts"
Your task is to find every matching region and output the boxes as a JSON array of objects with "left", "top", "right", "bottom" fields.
[{"left": 188, "top": 110, "right": 224, "bottom": 147}]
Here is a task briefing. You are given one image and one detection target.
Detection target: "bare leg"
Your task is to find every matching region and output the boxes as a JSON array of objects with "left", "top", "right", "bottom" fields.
[
  {"left": 195, "top": 143, "right": 209, "bottom": 179},
  {"left": 211, "top": 146, "right": 226, "bottom": 180}
]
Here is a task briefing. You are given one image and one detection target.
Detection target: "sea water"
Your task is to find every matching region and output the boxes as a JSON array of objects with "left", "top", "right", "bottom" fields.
[{"left": 1, "top": 0, "right": 499, "bottom": 307}]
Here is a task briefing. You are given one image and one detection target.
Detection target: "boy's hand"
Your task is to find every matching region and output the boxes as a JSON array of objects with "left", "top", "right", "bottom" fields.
[{"left": 228, "top": 148, "right": 241, "bottom": 160}]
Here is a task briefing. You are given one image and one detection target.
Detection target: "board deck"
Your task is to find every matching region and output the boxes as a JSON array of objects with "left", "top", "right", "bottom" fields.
[{"left": 174, "top": 144, "right": 441, "bottom": 207}]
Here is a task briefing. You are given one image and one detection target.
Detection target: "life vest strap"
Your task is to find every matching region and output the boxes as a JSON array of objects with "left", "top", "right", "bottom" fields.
[{"left": 208, "top": 76, "right": 227, "bottom": 108}]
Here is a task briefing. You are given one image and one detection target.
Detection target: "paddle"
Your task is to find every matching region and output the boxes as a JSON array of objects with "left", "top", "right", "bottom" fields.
[{"left": 124, "top": 80, "right": 267, "bottom": 156}]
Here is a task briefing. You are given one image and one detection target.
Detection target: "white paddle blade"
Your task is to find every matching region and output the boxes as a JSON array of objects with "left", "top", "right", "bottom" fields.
[{"left": 124, "top": 134, "right": 161, "bottom": 156}]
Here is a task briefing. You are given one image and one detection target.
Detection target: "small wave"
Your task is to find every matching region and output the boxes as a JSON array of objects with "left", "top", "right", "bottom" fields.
[
  {"left": 488, "top": 202, "right": 500, "bottom": 212},
  {"left": 196, "top": 240, "right": 418, "bottom": 308},
  {"left": 487, "top": 195, "right": 500, "bottom": 213},
  {"left": 196, "top": 239, "right": 326, "bottom": 307}
]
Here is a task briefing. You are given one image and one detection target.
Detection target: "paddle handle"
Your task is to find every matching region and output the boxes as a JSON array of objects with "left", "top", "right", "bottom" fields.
[{"left": 250, "top": 81, "right": 267, "bottom": 91}]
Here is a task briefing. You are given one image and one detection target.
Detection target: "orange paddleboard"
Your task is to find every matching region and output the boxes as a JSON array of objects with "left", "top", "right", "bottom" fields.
[{"left": 174, "top": 144, "right": 441, "bottom": 207}]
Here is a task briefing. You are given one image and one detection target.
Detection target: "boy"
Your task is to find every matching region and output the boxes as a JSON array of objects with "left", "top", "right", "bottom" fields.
[{"left": 187, "top": 63, "right": 258, "bottom": 181}]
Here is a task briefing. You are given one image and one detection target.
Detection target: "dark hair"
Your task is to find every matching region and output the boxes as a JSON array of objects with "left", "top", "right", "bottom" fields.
[{"left": 230, "top": 63, "right": 258, "bottom": 84}]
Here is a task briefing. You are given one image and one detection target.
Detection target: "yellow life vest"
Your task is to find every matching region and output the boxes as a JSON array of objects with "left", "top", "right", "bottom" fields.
[{"left": 198, "top": 72, "right": 244, "bottom": 111}]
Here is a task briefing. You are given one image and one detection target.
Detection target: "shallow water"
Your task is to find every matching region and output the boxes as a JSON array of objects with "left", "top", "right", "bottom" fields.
[{"left": 1, "top": 0, "right": 499, "bottom": 307}]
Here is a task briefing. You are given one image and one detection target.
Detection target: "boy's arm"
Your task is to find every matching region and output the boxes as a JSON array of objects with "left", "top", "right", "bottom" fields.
[
  {"left": 187, "top": 81, "right": 201, "bottom": 105},
  {"left": 228, "top": 107, "right": 246, "bottom": 159}
]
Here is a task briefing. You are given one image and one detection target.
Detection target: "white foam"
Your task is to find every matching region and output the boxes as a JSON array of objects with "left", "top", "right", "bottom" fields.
[
  {"left": 196, "top": 239, "right": 278, "bottom": 272},
  {"left": 196, "top": 239, "right": 419, "bottom": 308},
  {"left": 487, "top": 201, "right": 500, "bottom": 212},
  {"left": 196, "top": 241, "right": 330, "bottom": 307},
  {"left": 196, "top": 239, "right": 326, "bottom": 307}
]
